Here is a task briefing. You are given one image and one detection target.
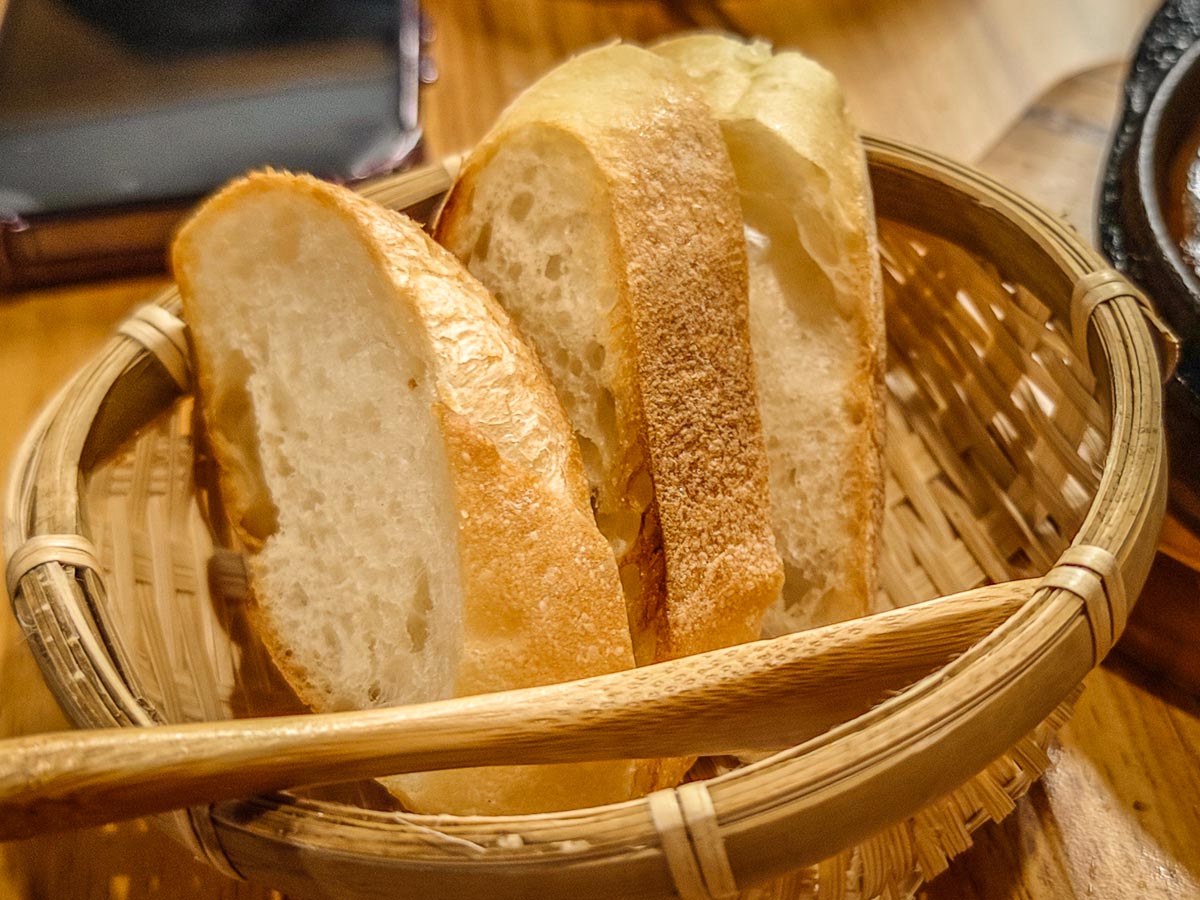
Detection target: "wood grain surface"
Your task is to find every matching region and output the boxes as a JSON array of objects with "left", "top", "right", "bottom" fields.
[{"left": 2, "top": 1, "right": 1193, "bottom": 899}]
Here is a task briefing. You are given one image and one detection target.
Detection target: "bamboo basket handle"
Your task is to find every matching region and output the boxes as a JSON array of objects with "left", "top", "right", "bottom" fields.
[{"left": 0, "top": 579, "right": 1032, "bottom": 840}]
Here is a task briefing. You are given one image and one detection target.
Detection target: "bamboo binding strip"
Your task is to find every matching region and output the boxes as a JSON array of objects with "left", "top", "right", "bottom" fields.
[
  {"left": 2, "top": 137, "right": 1168, "bottom": 900},
  {"left": 115, "top": 303, "right": 192, "bottom": 393},
  {"left": 1041, "top": 543, "right": 1126, "bottom": 665},
  {"left": 1070, "top": 269, "right": 1178, "bottom": 378},
  {"left": 649, "top": 783, "right": 738, "bottom": 900}
]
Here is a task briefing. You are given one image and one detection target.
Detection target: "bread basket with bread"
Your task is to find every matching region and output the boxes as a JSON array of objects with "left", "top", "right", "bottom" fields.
[{"left": 2, "top": 37, "right": 1173, "bottom": 900}]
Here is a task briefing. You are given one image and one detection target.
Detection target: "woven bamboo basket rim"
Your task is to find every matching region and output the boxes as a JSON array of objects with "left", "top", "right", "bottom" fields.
[{"left": 2, "top": 135, "right": 1170, "bottom": 900}]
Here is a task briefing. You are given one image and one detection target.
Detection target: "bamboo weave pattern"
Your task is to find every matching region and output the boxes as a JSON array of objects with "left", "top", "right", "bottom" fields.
[{"left": 2, "top": 143, "right": 1167, "bottom": 900}]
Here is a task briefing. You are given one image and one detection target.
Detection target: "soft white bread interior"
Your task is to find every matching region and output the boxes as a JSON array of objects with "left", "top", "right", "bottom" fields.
[
  {"left": 173, "top": 171, "right": 639, "bottom": 815},
  {"left": 434, "top": 44, "right": 784, "bottom": 676},
  {"left": 654, "top": 34, "right": 886, "bottom": 634}
]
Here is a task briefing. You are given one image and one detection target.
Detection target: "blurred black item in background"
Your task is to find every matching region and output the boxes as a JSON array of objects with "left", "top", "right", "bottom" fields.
[
  {"left": 1100, "top": 0, "right": 1200, "bottom": 538},
  {"left": 60, "top": 0, "right": 397, "bottom": 55},
  {"left": 0, "top": 0, "right": 426, "bottom": 290}
]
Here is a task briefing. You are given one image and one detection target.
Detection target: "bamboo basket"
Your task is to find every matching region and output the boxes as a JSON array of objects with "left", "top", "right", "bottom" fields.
[{"left": 2, "top": 137, "right": 1172, "bottom": 900}]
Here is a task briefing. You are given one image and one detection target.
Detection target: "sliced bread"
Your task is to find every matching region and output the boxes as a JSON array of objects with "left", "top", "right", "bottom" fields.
[
  {"left": 173, "top": 170, "right": 639, "bottom": 815},
  {"left": 434, "top": 43, "right": 784, "bottom": 671},
  {"left": 653, "top": 34, "right": 886, "bottom": 634}
]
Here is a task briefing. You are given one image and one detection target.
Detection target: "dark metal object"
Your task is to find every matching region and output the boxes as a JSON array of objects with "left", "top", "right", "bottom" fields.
[
  {"left": 1099, "top": 0, "right": 1200, "bottom": 534},
  {"left": 0, "top": 0, "right": 432, "bottom": 291}
]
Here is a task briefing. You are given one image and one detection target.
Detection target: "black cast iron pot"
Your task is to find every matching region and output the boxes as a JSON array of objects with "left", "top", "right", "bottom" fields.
[{"left": 1101, "top": 0, "right": 1200, "bottom": 535}]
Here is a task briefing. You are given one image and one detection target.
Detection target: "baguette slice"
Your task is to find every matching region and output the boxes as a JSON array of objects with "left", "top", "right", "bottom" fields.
[
  {"left": 173, "top": 171, "right": 639, "bottom": 815},
  {"left": 654, "top": 35, "right": 886, "bottom": 634},
  {"left": 434, "top": 44, "right": 784, "bottom": 675}
]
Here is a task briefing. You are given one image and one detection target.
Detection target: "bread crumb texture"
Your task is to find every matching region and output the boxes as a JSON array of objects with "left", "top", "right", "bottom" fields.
[
  {"left": 174, "top": 171, "right": 637, "bottom": 815},
  {"left": 436, "top": 44, "right": 784, "bottom": 673}
]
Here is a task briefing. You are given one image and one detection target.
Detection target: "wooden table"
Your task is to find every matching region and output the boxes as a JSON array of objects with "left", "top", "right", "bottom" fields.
[{"left": 3, "top": 1, "right": 1198, "bottom": 898}]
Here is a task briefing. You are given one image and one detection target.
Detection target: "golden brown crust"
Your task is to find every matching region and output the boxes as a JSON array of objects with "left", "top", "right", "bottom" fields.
[
  {"left": 438, "top": 124, "right": 667, "bottom": 666},
  {"left": 655, "top": 34, "right": 885, "bottom": 626},
  {"left": 436, "top": 45, "right": 784, "bottom": 667},
  {"left": 174, "top": 171, "right": 638, "bottom": 813},
  {"left": 387, "top": 407, "right": 638, "bottom": 814},
  {"left": 602, "top": 85, "right": 783, "bottom": 659}
]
